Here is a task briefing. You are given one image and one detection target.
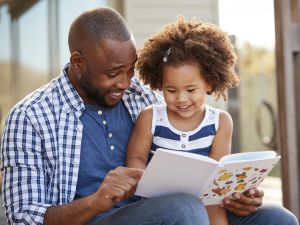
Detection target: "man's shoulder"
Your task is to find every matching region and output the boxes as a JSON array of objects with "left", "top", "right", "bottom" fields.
[
  {"left": 8, "top": 77, "right": 61, "bottom": 119},
  {"left": 122, "top": 77, "right": 164, "bottom": 121},
  {"left": 126, "top": 77, "right": 163, "bottom": 104}
]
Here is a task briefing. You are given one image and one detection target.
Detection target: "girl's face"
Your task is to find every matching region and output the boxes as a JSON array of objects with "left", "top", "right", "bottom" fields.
[{"left": 162, "top": 63, "right": 211, "bottom": 119}]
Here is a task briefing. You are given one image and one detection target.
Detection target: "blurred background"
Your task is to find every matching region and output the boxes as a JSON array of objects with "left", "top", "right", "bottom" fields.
[
  {"left": 0, "top": 0, "right": 277, "bottom": 167},
  {"left": 0, "top": 0, "right": 299, "bottom": 223}
]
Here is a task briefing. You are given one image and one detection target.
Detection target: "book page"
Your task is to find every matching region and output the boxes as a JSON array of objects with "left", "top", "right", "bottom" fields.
[
  {"left": 135, "top": 148, "right": 218, "bottom": 198},
  {"left": 160, "top": 149, "right": 218, "bottom": 163},
  {"left": 200, "top": 156, "right": 280, "bottom": 205},
  {"left": 219, "top": 151, "right": 277, "bottom": 163}
]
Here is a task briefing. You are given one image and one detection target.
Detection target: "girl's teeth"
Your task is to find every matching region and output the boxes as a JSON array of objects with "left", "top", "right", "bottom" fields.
[{"left": 180, "top": 106, "right": 189, "bottom": 109}]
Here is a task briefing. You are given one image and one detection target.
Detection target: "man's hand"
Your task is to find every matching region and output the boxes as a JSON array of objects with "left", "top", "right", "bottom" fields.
[
  {"left": 44, "top": 167, "right": 143, "bottom": 225},
  {"left": 91, "top": 166, "right": 144, "bottom": 213},
  {"left": 222, "top": 188, "right": 264, "bottom": 216}
]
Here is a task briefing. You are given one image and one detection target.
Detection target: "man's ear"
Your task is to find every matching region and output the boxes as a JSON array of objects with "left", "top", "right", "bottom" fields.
[{"left": 70, "top": 51, "right": 85, "bottom": 71}]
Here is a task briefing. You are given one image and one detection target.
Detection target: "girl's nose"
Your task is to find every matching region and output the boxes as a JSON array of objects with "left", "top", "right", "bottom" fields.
[{"left": 176, "top": 92, "right": 187, "bottom": 103}]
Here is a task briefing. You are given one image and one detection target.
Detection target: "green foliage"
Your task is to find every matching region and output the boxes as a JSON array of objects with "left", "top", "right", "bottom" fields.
[{"left": 238, "top": 42, "right": 275, "bottom": 77}]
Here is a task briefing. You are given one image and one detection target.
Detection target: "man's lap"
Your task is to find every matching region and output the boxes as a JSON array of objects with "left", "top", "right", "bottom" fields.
[
  {"left": 93, "top": 193, "right": 209, "bottom": 225},
  {"left": 93, "top": 194, "right": 298, "bottom": 225}
]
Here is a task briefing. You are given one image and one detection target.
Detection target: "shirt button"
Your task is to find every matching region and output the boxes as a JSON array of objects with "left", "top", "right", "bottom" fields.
[
  {"left": 98, "top": 110, "right": 103, "bottom": 115},
  {"left": 110, "top": 145, "right": 115, "bottom": 150},
  {"left": 181, "top": 144, "right": 186, "bottom": 148},
  {"left": 182, "top": 133, "right": 186, "bottom": 137},
  {"left": 108, "top": 133, "right": 113, "bottom": 138},
  {"left": 72, "top": 160, "right": 78, "bottom": 166},
  {"left": 103, "top": 120, "right": 107, "bottom": 125}
]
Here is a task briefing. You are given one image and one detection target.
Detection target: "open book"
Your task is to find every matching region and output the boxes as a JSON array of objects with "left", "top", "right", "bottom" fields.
[{"left": 135, "top": 148, "right": 280, "bottom": 205}]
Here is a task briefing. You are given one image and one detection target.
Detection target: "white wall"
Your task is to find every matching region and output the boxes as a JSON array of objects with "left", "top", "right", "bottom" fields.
[{"left": 123, "top": 0, "right": 219, "bottom": 48}]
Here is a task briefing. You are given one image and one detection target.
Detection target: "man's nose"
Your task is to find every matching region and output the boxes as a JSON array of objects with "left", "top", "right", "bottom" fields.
[{"left": 116, "top": 73, "right": 131, "bottom": 89}]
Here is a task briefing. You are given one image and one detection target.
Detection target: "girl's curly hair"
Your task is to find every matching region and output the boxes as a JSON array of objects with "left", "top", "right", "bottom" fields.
[{"left": 136, "top": 16, "right": 240, "bottom": 100}]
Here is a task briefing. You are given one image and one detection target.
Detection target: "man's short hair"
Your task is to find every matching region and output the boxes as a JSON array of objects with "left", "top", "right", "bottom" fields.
[{"left": 68, "top": 7, "right": 132, "bottom": 53}]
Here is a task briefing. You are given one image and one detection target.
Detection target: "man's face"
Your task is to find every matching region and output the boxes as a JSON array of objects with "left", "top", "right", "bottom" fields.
[
  {"left": 76, "top": 38, "right": 137, "bottom": 107},
  {"left": 78, "top": 68, "right": 111, "bottom": 107}
]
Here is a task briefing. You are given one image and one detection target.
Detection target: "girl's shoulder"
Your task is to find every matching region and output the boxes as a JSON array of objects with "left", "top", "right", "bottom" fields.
[
  {"left": 205, "top": 104, "right": 232, "bottom": 131},
  {"left": 205, "top": 104, "right": 231, "bottom": 118},
  {"left": 138, "top": 103, "right": 166, "bottom": 120},
  {"left": 205, "top": 104, "right": 220, "bottom": 122}
]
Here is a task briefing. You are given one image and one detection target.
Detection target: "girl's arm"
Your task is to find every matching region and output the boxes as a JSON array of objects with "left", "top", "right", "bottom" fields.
[
  {"left": 207, "top": 110, "right": 233, "bottom": 225},
  {"left": 126, "top": 106, "right": 154, "bottom": 169},
  {"left": 209, "top": 110, "right": 233, "bottom": 160}
]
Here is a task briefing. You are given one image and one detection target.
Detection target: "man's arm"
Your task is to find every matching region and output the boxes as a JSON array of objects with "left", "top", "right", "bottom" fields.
[
  {"left": 1, "top": 108, "right": 143, "bottom": 225},
  {"left": 1, "top": 108, "right": 51, "bottom": 225},
  {"left": 44, "top": 167, "right": 143, "bottom": 225}
]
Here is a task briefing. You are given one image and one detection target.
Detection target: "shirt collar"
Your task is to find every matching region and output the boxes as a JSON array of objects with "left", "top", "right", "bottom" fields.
[
  {"left": 57, "top": 64, "right": 85, "bottom": 114},
  {"left": 125, "top": 77, "right": 143, "bottom": 95}
]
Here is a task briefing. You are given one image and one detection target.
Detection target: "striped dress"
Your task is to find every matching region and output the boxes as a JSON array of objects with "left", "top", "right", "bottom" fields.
[{"left": 151, "top": 104, "right": 220, "bottom": 156}]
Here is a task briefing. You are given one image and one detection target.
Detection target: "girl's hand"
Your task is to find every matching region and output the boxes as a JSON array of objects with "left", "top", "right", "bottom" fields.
[{"left": 221, "top": 188, "right": 264, "bottom": 216}]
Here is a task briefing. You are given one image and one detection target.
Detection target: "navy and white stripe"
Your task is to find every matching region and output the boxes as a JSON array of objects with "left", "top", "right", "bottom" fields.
[
  {"left": 0, "top": 64, "right": 163, "bottom": 225},
  {"left": 151, "top": 104, "right": 220, "bottom": 156}
]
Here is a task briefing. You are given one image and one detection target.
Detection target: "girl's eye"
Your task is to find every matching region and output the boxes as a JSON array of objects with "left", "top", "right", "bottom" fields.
[
  {"left": 187, "top": 89, "right": 196, "bottom": 92},
  {"left": 167, "top": 89, "right": 176, "bottom": 93}
]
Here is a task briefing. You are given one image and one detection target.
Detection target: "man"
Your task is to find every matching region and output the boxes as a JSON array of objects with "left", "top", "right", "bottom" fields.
[{"left": 1, "top": 6, "right": 298, "bottom": 225}]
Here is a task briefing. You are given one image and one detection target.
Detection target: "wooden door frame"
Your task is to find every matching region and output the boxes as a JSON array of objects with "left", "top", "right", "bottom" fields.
[{"left": 274, "top": 0, "right": 300, "bottom": 219}]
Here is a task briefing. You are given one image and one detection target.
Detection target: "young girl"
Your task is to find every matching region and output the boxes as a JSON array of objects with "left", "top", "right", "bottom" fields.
[{"left": 126, "top": 16, "right": 240, "bottom": 225}]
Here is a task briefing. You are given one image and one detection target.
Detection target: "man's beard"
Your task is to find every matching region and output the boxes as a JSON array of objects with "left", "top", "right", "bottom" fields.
[{"left": 79, "top": 71, "right": 111, "bottom": 107}]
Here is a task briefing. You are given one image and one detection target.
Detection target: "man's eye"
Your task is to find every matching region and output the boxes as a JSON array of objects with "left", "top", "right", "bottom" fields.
[{"left": 107, "top": 71, "right": 119, "bottom": 77}]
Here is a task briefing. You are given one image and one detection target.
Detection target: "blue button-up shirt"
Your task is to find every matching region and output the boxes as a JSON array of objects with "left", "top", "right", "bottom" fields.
[{"left": 0, "top": 65, "right": 163, "bottom": 225}]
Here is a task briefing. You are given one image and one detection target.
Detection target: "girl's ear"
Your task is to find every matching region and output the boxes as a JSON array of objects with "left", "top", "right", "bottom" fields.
[{"left": 206, "top": 83, "right": 213, "bottom": 95}]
